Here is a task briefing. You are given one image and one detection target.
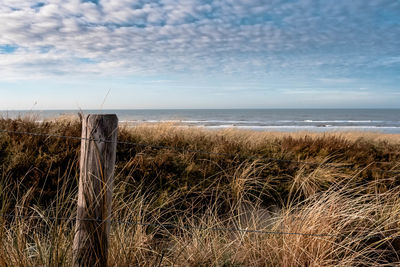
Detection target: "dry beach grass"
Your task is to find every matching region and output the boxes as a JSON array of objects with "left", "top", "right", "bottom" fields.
[{"left": 1, "top": 116, "right": 400, "bottom": 266}]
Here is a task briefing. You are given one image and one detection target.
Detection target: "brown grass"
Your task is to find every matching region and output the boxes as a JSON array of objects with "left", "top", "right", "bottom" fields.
[{"left": 1, "top": 116, "right": 400, "bottom": 266}]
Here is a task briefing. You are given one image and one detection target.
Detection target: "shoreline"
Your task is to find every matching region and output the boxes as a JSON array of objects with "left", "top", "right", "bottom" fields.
[
  {"left": 118, "top": 121, "right": 400, "bottom": 135},
  {"left": 1, "top": 109, "right": 400, "bottom": 134},
  {"left": 3, "top": 113, "right": 400, "bottom": 135}
]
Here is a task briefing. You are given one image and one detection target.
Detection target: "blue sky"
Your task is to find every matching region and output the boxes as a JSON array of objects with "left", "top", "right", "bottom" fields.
[{"left": 0, "top": 0, "right": 399, "bottom": 109}]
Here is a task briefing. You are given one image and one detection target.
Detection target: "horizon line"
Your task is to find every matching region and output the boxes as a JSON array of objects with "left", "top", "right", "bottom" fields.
[{"left": 1, "top": 108, "right": 400, "bottom": 111}]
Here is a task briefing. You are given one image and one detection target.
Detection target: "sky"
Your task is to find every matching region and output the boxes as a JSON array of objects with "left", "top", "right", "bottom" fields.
[{"left": 0, "top": 0, "right": 399, "bottom": 110}]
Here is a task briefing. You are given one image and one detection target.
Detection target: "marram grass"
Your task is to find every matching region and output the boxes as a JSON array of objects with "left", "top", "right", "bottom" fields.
[{"left": 1, "top": 116, "right": 400, "bottom": 266}]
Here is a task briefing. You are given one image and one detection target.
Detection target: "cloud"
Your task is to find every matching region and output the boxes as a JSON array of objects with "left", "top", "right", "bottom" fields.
[
  {"left": 318, "top": 78, "right": 355, "bottom": 83},
  {"left": 0, "top": 0, "right": 399, "bottom": 79},
  {"left": 282, "top": 89, "right": 371, "bottom": 96}
]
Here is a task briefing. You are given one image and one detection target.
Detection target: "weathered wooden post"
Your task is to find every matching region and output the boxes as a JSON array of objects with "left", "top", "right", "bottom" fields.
[{"left": 73, "top": 114, "right": 118, "bottom": 267}]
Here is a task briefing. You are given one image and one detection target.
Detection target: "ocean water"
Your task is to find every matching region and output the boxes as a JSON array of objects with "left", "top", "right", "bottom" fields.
[{"left": 2, "top": 109, "right": 400, "bottom": 134}]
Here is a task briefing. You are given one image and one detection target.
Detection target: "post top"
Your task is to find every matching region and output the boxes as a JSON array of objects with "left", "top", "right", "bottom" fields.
[
  {"left": 84, "top": 114, "right": 118, "bottom": 119},
  {"left": 83, "top": 114, "right": 119, "bottom": 125},
  {"left": 85, "top": 114, "right": 118, "bottom": 117}
]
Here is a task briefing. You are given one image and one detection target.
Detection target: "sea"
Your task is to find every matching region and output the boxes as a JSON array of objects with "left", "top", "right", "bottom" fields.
[{"left": 1, "top": 109, "right": 400, "bottom": 134}]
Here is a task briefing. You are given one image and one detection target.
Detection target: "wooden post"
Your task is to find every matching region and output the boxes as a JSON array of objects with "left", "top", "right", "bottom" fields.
[{"left": 73, "top": 114, "right": 118, "bottom": 267}]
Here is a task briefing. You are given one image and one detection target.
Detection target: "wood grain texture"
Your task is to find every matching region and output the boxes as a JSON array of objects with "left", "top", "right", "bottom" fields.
[{"left": 73, "top": 114, "right": 118, "bottom": 267}]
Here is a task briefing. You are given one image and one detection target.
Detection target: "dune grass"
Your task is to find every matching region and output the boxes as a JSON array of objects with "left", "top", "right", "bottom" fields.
[{"left": 1, "top": 116, "right": 400, "bottom": 266}]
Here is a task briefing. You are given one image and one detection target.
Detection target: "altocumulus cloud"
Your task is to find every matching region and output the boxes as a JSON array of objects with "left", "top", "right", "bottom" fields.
[{"left": 0, "top": 0, "right": 399, "bottom": 79}]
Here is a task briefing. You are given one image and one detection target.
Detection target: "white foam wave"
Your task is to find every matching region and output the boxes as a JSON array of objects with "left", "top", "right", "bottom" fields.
[
  {"left": 121, "top": 119, "right": 267, "bottom": 124},
  {"left": 278, "top": 120, "right": 385, "bottom": 123},
  {"left": 302, "top": 120, "right": 384, "bottom": 123},
  {"left": 204, "top": 125, "right": 400, "bottom": 130},
  {"left": 183, "top": 120, "right": 266, "bottom": 124}
]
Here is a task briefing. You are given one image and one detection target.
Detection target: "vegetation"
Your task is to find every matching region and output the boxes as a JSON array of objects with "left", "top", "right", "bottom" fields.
[{"left": 1, "top": 115, "right": 400, "bottom": 266}]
